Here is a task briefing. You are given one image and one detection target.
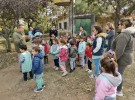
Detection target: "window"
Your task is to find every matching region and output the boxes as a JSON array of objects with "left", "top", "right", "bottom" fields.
[
  {"left": 59, "top": 23, "right": 62, "bottom": 29},
  {"left": 64, "top": 22, "right": 67, "bottom": 29}
]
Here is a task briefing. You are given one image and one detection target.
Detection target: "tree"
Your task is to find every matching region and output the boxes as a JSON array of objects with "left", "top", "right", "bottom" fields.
[
  {"left": 75, "top": 0, "right": 135, "bottom": 30},
  {"left": 0, "top": 0, "right": 51, "bottom": 52}
]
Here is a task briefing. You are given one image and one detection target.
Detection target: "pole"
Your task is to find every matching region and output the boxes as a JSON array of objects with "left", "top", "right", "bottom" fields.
[{"left": 71, "top": 0, "right": 74, "bottom": 37}]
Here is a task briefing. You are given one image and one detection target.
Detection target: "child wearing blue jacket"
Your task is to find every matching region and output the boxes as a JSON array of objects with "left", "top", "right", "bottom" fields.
[
  {"left": 32, "top": 46, "right": 45, "bottom": 93},
  {"left": 78, "top": 36, "right": 86, "bottom": 68}
]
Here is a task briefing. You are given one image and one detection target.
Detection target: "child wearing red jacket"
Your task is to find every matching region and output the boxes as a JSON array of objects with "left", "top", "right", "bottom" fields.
[{"left": 85, "top": 43, "right": 92, "bottom": 73}]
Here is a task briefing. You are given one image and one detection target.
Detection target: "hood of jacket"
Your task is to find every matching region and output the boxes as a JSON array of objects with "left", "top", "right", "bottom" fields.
[
  {"left": 96, "top": 33, "right": 107, "bottom": 38},
  {"left": 121, "top": 27, "right": 135, "bottom": 38},
  {"left": 34, "top": 52, "right": 44, "bottom": 59},
  {"left": 102, "top": 72, "right": 122, "bottom": 87},
  {"left": 60, "top": 45, "right": 68, "bottom": 49}
]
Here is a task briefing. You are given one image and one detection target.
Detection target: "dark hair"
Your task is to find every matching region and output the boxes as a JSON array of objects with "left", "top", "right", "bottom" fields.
[
  {"left": 94, "top": 26, "right": 103, "bottom": 34},
  {"left": 17, "top": 24, "right": 24, "bottom": 28},
  {"left": 19, "top": 45, "right": 27, "bottom": 50},
  {"left": 80, "top": 26, "right": 84, "bottom": 29},
  {"left": 32, "top": 46, "right": 40, "bottom": 53},
  {"left": 70, "top": 40, "right": 75, "bottom": 45},
  {"left": 79, "top": 36, "right": 85, "bottom": 40},
  {"left": 101, "top": 57, "right": 118, "bottom": 76},
  {"left": 120, "top": 19, "right": 132, "bottom": 28},
  {"left": 60, "top": 39, "right": 66, "bottom": 45},
  {"left": 86, "top": 43, "right": 92, "bottom": 47},
  {"left": 32, "top": 37, "right": 42, "bottom": 44}
]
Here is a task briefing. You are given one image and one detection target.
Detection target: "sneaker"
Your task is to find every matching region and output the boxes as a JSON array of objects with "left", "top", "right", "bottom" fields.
[
  {"left": 117, "top": 91, "right": 123, "bottom": 97},
  {"left": 89, "top": 74, "right": 97, "bottom": 79},
  {"left": 88, "top": 70, "right": 92, "bottom": 73},
  {"left": 85, "top": 69, "right": 90, "bottom": 72},
  {"left": 53, "top": 66, "right": 56, "bottom": 69},
  {"left": 42, "top": 84, "right": 45, "bottom": 88},
  {"left": 34, "top": 88, "right": 43, "bottom": 93},
  {"left": 55, "top": 67, "right": 59, "bottom": 71},
  {"left": 70, "top": 69, "right": 74, "bottom": 73},
  {"left": 62, "top": 72, "right": 68, "bottom": 77}
]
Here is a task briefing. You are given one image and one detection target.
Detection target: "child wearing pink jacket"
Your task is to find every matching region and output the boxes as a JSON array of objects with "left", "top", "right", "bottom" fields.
[
  {"left": 94, "top": 57, "right": 122, "bottom": 100},
  {"left": 59, "top": 39, "right": 68, "bottom": 77}
]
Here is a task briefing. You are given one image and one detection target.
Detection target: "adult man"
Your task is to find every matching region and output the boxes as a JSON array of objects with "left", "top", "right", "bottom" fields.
[{"left": 13, "top": 24, "right": 26, "bottom": 53}]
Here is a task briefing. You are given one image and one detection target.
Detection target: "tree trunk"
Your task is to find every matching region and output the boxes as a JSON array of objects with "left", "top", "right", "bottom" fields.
[
  {"left": 6, "top": 37, "right": 11, "bottom": 52},
  {"left": 114, "top": 0, "right": 121, "bottom": 32}
]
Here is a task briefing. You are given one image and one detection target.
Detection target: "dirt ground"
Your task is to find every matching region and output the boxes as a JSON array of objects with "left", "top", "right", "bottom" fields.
[{"left": 0, "top": 57, "right": 135, "bottom": 100}]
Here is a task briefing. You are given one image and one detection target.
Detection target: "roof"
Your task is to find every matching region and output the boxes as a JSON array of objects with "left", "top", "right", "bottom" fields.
[{"left": 54, "top": 0, "right": 71, "bottom": 6}]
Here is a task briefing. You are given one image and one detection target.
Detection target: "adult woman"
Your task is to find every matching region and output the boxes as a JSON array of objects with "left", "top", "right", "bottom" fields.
[
  {"left": 79, "top": 26, "right": 87, "bottom": 36},
  {"left": 112, "top": 19, "right": 135, "bottom": 96},
  {"left": 90, "top": 26, "right": 106, "bottom": 78},
  {"left": 105, "top": 22, "right": 115, "bottom": 51}
]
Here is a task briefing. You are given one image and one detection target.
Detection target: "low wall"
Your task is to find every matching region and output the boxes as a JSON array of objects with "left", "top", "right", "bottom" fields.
[{"left": 0, "top": 52, "right": 18, "bottom": 70}]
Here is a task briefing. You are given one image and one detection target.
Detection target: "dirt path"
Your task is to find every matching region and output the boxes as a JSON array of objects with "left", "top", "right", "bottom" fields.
[{"left": 0, "top": 60, "right": 135, "bottom": 100}]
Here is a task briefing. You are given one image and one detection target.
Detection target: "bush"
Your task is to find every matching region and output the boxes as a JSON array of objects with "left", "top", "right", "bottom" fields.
[{"left": 24, "top": 29, "right": 29, "bottom": 35}]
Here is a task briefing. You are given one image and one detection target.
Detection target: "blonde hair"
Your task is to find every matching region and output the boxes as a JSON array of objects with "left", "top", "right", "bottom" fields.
[{"left": 106, "top": 22, "right": 114, "bottom": 30}]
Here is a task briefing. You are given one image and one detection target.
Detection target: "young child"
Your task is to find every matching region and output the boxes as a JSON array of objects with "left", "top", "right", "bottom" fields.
[
  {"left": 42, "top": 40, "right": 50, "bottom": 64},
  {"left": 50, "top": 39, "right": 60, "bottom": 70},
  {"left": 32, "top": 38, "right": 45, "bottom": 64},
  {"left": 69, "top": 40, "right": 77, "bottom": 73},
  {"left": 59, "top": 39, "right": 68, "bottom": 76},
  {"left": 19, "top": 45, "right": 33, "bottom": 81},
  {"left": 104, "top": 50, "right": 118, "bottom": 72},
  {"left": 78, "top": 36, "right": 86, "bottom": 68},
  {"left": 94, "top": 57, "right": 122, "bottom": 100},
  {"left": 32, "top": 46, "right": 45, "bottom": 93},
  {"left": 85, "top": 43, "right": 92, "bottom": 73}
]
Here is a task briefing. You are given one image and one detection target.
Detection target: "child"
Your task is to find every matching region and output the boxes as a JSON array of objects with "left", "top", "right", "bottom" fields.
[
  {"left": 78, "top": 36, "right": 86, "bottom": 68},
  {"left": 59, "top": 39, "right": 68, "bottom": 76},
  {"left": 42, "top": 40, "right": 50, "bottom": 64},
  {"left": 32, "top": 46, "right": 45, "bottom": 93},
  {"left": 104, "top": 50, "right": 118, "bottom": 72},
  {"left": 69, "top": 40, "right": 77, "bottom": 73},
  {"left": 86, "top": 35, "right": 92, "bottom": 43},
  {"left": 19, "top": 45, "right": 33, "bottom": 81},
  {"left": 32, "top": 38, "right": 45, "bottom": 64},
  {"left": 85, "top": 43, "right": 92, "bottom": 73},
  {"left": 50, "top": 39, "right": 60, "bottom": 70},
  {"left": 94, "top": 57, "right": 122, "bottom": 100}
]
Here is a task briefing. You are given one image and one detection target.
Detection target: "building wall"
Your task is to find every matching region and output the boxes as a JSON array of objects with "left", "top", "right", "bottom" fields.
[{"left": 58, "top": 18, "right": 69, "bottom": 31}]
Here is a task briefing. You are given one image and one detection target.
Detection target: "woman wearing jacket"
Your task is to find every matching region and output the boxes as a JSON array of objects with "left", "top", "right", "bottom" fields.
[
  {"left": 112, "top": 19, "right": 135, "bottom": 96},
  {"left": 105, "top": 22, "right": 115, "bottom": 51},
  {"left": 90, "top": 26, "right": 106, "bottom": 78}
]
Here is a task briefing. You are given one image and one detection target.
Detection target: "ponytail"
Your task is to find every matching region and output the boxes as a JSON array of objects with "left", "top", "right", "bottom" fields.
[
  {"left": 110, "top": 60, "right": 118, "bottom": 76},
  {"left": 101, "top": 57, "right": 118, "bottom": 76}
]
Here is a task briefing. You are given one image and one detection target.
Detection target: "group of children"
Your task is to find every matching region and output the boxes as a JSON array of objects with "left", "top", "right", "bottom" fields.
[
  {"left": 19, "top": 33, "right": 122, "bottom": 99},
  {"left": 19, "top": 37, "right": 45, "bottom": 93}
]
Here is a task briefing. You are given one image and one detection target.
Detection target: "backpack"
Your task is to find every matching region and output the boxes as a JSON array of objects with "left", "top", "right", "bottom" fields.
[
  {"left": 69, "top": 47, "right": 77, "bottom": 58},
  {"left": 44, "top": 43, "right": 50, "bottom": 55}
]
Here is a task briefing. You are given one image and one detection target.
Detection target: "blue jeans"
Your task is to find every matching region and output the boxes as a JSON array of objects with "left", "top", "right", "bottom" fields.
[
  {"left": 34, "top": 73, "right": 44, "bottom": 89},
  {"left": 93, "top": 58, "right": 101, "bottom": 76}
]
